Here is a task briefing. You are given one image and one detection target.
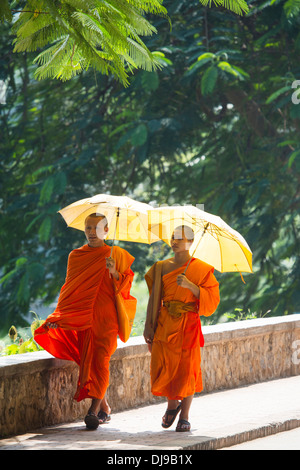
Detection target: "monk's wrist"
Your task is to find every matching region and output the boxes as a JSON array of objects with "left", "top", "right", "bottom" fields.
[
  {"left": 112, "top": 270, "right": 120, "bottom": 280},
  {"left": 188, "top": 281, "right": 200, "bottom": 297}
]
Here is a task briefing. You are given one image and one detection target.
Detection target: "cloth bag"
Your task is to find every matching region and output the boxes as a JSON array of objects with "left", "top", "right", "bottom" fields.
[{"left": 115, "top": 290, "right": 137, "bottom": 343}]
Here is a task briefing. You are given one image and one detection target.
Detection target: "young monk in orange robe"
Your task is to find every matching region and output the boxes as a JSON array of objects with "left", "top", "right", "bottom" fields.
[
  {"left": 34, "top": 213, "right": 135, "bottom": 430},
  {"left": 144, "top": 225, "right": 220, "bottom": 432}
]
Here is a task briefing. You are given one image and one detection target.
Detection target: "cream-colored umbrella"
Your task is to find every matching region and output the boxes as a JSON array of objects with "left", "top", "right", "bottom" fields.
[
  {"left": 148, "top": 205, "right": 252, "bottom": 277},
  {"left": 59, "top": 194, "right": 159, "bottom": 252}
]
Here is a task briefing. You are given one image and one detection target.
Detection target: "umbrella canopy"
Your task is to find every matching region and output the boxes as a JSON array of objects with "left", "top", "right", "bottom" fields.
[
  {"left": 148, "top": 205, "right": 253, "bottom": 274},
  {"left": 59, "top": 194, "right": 158, "bottom": 245}
]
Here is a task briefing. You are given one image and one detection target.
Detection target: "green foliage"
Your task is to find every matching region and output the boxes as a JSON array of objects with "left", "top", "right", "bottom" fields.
[
  {"left": 8, "top": 325, "right": 18, "bottom": 341},
  {"left": 224, "top": 307, "right": 271, "bottom": 322},
  {"left": 1, "top": 0, "right": 300, "bottom": 335},
  {"left": 188, "top": 51, "right": 249, "bottom": 95},
  {"left": 0, "top": 0, "right": 12, "bottom": 23},
  {"left": 284, "top": 0, "right": 300, "bottom": 17},
  {"left": 0, "top": 1, "right": 249, "bottom": 86},
  {"left": 199, "top": 0, "right": 249, "bottom": 15},
  {"left": 1, "top": 338, "right": 40, "bottom": 355},
  {"left": 0, "top": 313, "right": 44, "bottom": 356},
  {"left": 130, "top": 278, "right": 149, "bottom": 336},
  {"left": 201, "top": 65, "right": 218, "bottom": 95},
  {"left": 1, "top": 0, "right": 168, "bottom": 86}
]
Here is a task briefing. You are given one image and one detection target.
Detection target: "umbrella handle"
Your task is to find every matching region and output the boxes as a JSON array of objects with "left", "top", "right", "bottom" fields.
[
  {"left": 183, "top": 222, "right": 209, "bottom": 275},
  {"left": 110, "top": 208, "right": 120, "bottom": 258}
]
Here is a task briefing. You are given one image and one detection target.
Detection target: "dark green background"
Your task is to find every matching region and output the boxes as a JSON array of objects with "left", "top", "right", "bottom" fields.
[{"left": 1, "top": 0, "right": 299, "bottom": 334}]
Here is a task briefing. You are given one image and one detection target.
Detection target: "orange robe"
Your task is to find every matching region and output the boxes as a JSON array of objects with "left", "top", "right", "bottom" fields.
[
  {"left": 34, "top": 244, "right": 135, "bottom": 402},
  {"left": 145, "top": 258, "right": 219, "bottom": 400}
]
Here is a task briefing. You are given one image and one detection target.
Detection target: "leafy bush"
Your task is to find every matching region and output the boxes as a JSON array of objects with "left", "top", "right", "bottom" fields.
[
  {"left": 224, "top": 307, "right": 271, "bottom": 322},
  {"left": 0, "top": 312, "right": 44, "bottom": 356}
]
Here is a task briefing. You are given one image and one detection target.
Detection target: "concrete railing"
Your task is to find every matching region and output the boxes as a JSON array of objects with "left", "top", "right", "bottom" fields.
[{"left": 1, "top": 314, "right": 300, "bottom": 438}]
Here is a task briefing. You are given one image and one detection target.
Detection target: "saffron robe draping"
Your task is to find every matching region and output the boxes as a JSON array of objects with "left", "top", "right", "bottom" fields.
[
  {"left": 34, "top": 243, "right": 135, "bottom": 401},
  {"left": 145, "top": 258, "right": 220, "bottom": 400}
]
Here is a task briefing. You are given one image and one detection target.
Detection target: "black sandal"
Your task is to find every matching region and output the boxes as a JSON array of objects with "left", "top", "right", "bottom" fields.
[
  {"left": 176, "top": 419, "right": 191, "bottom": 432},
  {"left": 84, "top": 411, "right": 99, "bottom": 430},
  {"left": 161, "top": 403, "right": 182, "bottom": 429},
  {"left": 97, "top": 410, "right": 111, "bottom": 424}
]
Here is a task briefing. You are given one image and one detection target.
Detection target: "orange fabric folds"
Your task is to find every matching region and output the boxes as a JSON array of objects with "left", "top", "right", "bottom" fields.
[
  {"left": 114, "top": 275, "right": 137, "bottom": 343},
  {"left": 145, "top": 258, "right": 220, "bottom": 400},
  {"left": 34, "top": 244, "right": 135, "bottom": 401}
]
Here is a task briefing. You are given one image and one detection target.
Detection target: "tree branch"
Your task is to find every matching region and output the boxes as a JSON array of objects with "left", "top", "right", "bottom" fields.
[
  {"left": 225, "top": 88, "right": 277, "bottom": 139},
  {"left": 11, "top": 10, "right": 49, "bottom": 14}
]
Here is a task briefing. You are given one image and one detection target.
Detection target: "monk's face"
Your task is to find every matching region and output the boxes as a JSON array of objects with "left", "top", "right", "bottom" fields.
[
  {"left": 171, "top": 228, "right": 193, "bottom": 253},
  {"left": 85, "top": 216, "right": 108, "bottom": 247}
]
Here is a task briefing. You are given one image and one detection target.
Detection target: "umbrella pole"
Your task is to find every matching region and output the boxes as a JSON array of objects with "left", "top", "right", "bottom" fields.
[
  {"left": 183, "top": 223, "right": 209, "bottom": 275},
  {"left": 110, "top": 208, "right": 120, "bottom": 257}
]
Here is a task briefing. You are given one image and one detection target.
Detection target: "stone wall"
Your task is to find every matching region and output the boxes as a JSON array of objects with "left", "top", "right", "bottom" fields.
[
  {"left": 1, "top": 314, "right": 300, "bottom": 438},
  {"left": 201, "top": 315, "right": 300, "bottom": 391}
]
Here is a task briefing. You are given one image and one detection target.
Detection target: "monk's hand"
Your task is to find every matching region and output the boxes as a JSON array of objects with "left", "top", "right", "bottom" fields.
[
  {"left": 45, "top": 321, "right": 58, "bottom": 329},
  {"left": 143, "top": 323, "right": 154, "bottom": 345},
  {"left": 143, "top": 324, "right": 154, "bottom": 353},
  {"left": 105, "top": 257, "right": 117, "bottom": 275},
  {"left": 177, "top": 273, "right": 192, "bottom": 289}
]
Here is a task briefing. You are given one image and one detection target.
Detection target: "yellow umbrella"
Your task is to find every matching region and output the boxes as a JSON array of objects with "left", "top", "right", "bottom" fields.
[
  {"left": 58, "top": 194, "right": 158, "bottom": 251},
  {"left": 148, "top": 205, "right": 252, "bottom": 278}
]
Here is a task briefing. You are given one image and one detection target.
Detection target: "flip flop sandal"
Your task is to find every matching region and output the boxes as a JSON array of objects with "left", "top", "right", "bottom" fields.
[
  {"left": 161, "top": 403, "right": 182, "bottom": 429},
  {"left": 175, "top": 419, "right": 191, "bottom": 432},
  {"left": 97, "top": 410, "right": 111, "bottom": 424},
  {"left": 84, "top": 412, "right": 100, "bottom": 430}
]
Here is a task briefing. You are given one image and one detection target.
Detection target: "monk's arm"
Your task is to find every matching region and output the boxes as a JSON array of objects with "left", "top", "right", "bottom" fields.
[
  {"left": 144, "top": 286, "right": 154, "bottom": 328},
  {"left": 113, "top": 267, "right": 134, "bottom": 294},
  {"left": 111, "top": 271, "right": 119, "bottom": 281},
  {"left": 187, "top": 281, "right": 200, "bottom": 298},
  {"left": 106, "top": 256, "right": 119, "bottom": 280},
  {"left": 198, "top": 270, "right": 220, "bottom": 317},
  {"left": 107, "top": 256, "right": 133, "bottom": 284},
  {"left": 143, "top": 288, "right": 155, "bottom": 350},
  {"left": 177, "top": 274, "right": 200, "bottom": 298}
]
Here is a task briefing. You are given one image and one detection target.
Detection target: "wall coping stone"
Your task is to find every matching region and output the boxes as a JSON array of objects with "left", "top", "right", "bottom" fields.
[
  {"left": 1, "top": 314, "right": 299, "bottom": 377},
  {"left": 202, "top": 313, "right": 300, "bottom": 343}
]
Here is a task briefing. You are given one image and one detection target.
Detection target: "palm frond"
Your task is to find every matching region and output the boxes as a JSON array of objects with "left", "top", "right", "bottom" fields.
[
  {"left": 199, "top": 0, "right": 249, "bottom": 15},
  {"left": 284, "top": 0, "right": 300, "bottom": 17},
  {"left": 126, "top": 37, "right": 161, "bottom": 71},
  {"left": 10, "top": 0, "right": 167, "bottom": 84}
]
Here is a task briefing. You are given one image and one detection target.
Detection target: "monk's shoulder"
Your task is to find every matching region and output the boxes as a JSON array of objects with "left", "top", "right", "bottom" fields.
[
  {"left": 112, "top": 245, "right": 131, "bottom": 257},
  {"left": 68, "top": 244, "right": 92, "bottom": 262},
  {"left": 145, "top": 259, "right": 165, "bottom": 277},
  {"left": 192, "top": 258, "right": 214, "bottom": 273},
  {"left": 112, "top": 245, "right": 135, "bottom": 265},
  {"left": 68, "top": 247, "right": 79, "bottom": 259},
  {"left": 69, "top": 244, "right": 86, "bottom": 256},
  {"left": 160, "top": 258, "right": 173, "bottom": 276}
]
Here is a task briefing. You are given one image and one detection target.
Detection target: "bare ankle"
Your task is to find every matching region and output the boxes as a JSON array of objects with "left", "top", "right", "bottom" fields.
[
  {"left": 89, "top": 399, "right": 101, "bottom": 415},
  {"left": 101, "top": 405, "right": 111, "bottom": 415},
  {"left": 167, "top": 399, "right": 180, "bottom": 410}
]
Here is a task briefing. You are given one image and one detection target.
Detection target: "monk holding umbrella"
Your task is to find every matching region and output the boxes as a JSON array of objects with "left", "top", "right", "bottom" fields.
[
  {"left": 144, "top": 205, "right": 252, "bottom": 432},
  {"left": 35, "top": 194, "right": 153, "bottom": 430}
]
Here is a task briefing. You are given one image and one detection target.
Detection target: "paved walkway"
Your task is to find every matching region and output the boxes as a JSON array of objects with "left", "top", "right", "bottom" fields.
[
  {"left": 1, "top": 376, "right": 299, "bottom": 451},
  {"left": 222, "top": 427, "right": 300, "bottom": 450}
]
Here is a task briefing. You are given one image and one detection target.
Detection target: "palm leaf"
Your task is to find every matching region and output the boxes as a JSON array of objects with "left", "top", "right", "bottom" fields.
[
  {"left": 284, "top": 0, "right": 300, "bottom": 17},
  {"left": 10, "top": 0, "right": 168, "bottom": 85},
  {"left": 199, "top": 0, "right": 249, "bottom": 15}
]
